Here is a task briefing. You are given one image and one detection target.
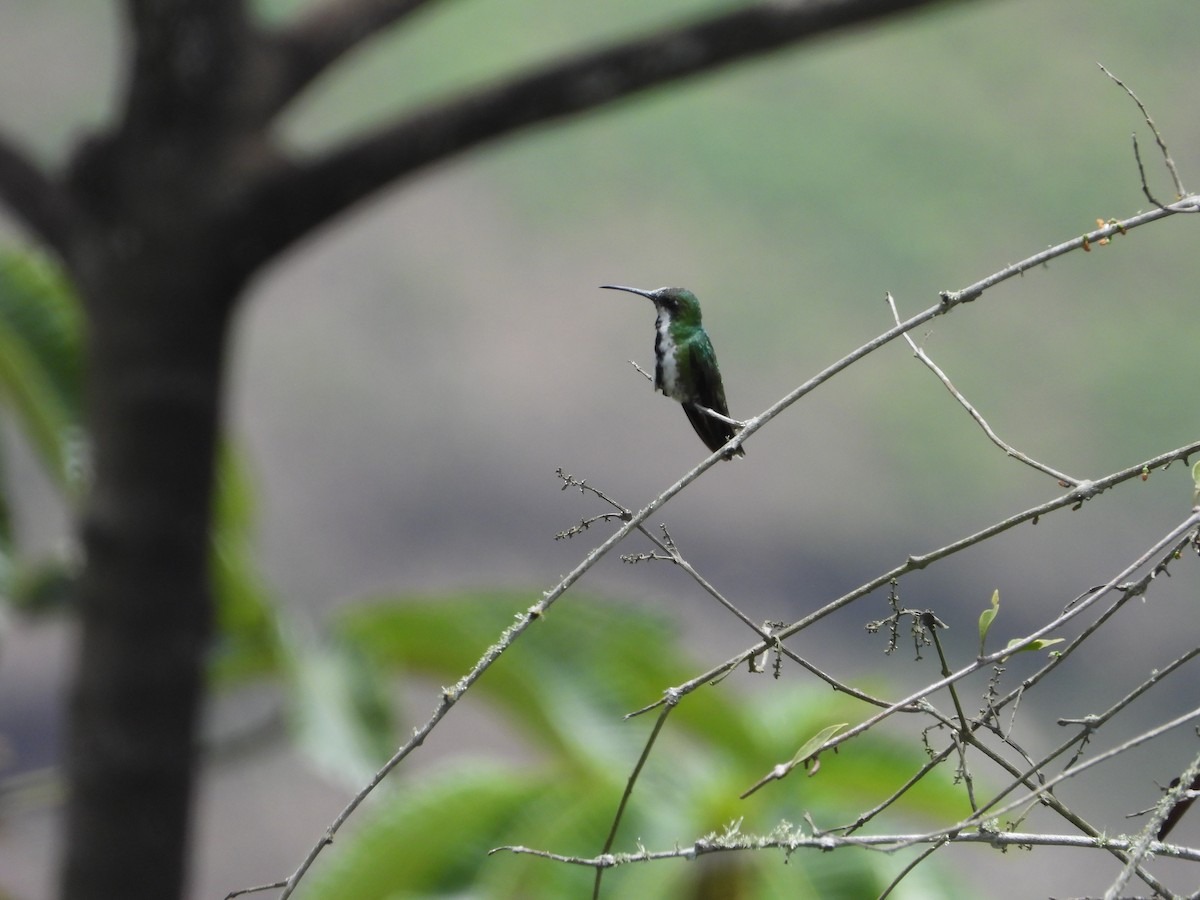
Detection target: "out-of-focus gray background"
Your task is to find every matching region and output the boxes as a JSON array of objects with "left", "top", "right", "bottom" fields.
[{"left": 1, "top": 1, "right": 1199, "bottom": 897}]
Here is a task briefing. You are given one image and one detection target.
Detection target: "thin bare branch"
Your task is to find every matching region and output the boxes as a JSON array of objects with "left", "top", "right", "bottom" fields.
[
  {"left": 838, "top": 692, "right": 1166, "bottom": 894},
  {"left": 493, "top": 827, "right": 1200, "bottom": 867},
  {"left": 878, "top": 842, "right": 946, "bottom": 899},
  {"left": 592, "top": 699, "right": 675, "bottom": 900},
  {"left": 1059, "top": 646, "right": 1200, "bottom": 745},
  {"left": 885, "top": 292, "right": 1081, "bottom": 486},
  {"left": 628, "top": 359, "right": 653, "bottom": 383},
  {"left": 628, "top": 456, "right": 1200, "bottom": 721},
  {"left": 941, "top": 198, "right": 1197, "bottom": 309},
  {"left": 1131, "top": 133, "right": 1170, "bottom": 211},
  {"left": 889, "top": 703, "right": 1200, "bottom": 858},
  {"left": 566, "top": 469, "right": 900, "bottom": 707},
  {"left": 225, "top": 880, "right": 287, "bottom": 900},
  {"left": 988, "top": 530, "right": 1199, "bottom": 723},
  {"left": 645, "top": 527, "right": 901, "bottom": 706},
  {"left": 1098, "top": 63, "right": 1186, "bottom": 199},
  {"left": 1109, "top": 750, "right": 1200, "bottom": 899},
  {"left": 759, "top": 512, "right": 1200, "bottom": 766}
]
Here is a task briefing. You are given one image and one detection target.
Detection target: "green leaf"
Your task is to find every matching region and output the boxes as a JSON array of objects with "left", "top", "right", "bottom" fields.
[
  {"left": 6, "top": 557, "right": 77, "bottom": 614},
  {"left": 789, "top": 722, "right": 850, "bottom": 767},
  {"left": 298, "top": 595, "right": 963, "bottom": 899},
  {"left": 287, "top": 638, "right": 395, "bottom": 785},
  {"left": 209, "top": 445, "right": 284, "bottom": 686},
  {"left": 0, "top": 434, "right": 11, "bottom": 552},
  {"left": 0, "top": 247, "right": 85, "bottom": 494},
  {"left": 1004, "top": 637, "right": 1065, "bottom": 657},
  {"left": 1192, "top": 460, "right": 1200, "bottom": 508},
  {"left": 978, "top": 589, "right": 1000, "bottom": 655},
  {"left": 336, "top": 592, "right": 759, "bottom": 766},
  {"left": 298, "top": 764, "right": 610, "bottom": 900}
]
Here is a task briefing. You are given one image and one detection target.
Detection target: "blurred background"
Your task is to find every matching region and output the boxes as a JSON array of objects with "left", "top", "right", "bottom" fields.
[{"left": 1, "top": 1, "right": 1199, "bottom": 897}]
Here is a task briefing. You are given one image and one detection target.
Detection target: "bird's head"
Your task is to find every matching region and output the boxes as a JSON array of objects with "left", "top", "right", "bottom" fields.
[{"left": 600, "top": 284, "right": 703, "bottom": 326}]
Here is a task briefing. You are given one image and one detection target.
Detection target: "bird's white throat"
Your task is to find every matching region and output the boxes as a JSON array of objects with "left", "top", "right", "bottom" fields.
[{"left": 655, "top": 312, "right": 682, "bottom": 399}]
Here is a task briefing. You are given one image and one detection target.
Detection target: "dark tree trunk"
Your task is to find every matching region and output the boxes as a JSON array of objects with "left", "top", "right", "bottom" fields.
[
  {"left": 49, "top": 10, "right": 250, "bottom": 891},
  {"left": 63, "top": 269, "right": 234, "bottom": 897},
  {"left": 58, "top": 139, "right": 242, "bottom": 897}
]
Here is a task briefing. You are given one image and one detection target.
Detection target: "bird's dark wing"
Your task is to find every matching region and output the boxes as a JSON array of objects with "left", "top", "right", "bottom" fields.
[
  {"left": 1158, "top": 772, "right": 1200, "bottom": 841},
  {"left": 683, "top": 338, "right": 744, "bottom": 459}
]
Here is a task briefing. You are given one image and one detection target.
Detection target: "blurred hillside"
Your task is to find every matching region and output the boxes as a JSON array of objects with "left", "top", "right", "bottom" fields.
[{"left": 0, "top": 1, "right": 1199, "bottom": 897}]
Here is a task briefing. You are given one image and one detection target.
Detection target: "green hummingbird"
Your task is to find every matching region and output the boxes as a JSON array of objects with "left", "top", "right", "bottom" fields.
[{"left": 601, "top": 284, "right": 744, "bottom": 460}]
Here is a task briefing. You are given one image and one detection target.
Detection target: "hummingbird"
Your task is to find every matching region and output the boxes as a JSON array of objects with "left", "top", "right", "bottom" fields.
[{"left": 601, "top": 284, "right": 744, "bottom": 459}]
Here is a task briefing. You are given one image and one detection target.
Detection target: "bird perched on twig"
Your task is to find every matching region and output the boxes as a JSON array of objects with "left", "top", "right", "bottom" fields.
[{"left": 601, "top": 284, "right": 744, "bottom": 460}]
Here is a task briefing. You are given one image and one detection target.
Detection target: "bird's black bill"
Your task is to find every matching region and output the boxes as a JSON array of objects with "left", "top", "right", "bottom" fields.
[{"left": 599, "top": 284, "right": 654, "bottom": 299}]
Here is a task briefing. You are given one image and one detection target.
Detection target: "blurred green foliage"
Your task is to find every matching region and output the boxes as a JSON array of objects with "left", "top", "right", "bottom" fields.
[
  {"left": 296, "top": 591, "right": 962, "bottom": 899},
  {"left": 0, "top": 248, "right": 82, "bottom": 491},
  {"left": 0, "top": 244, "right": 966, "bottom": 898},
  {"left": 0, "top": 247, "right": 84, "bottom": 613}
]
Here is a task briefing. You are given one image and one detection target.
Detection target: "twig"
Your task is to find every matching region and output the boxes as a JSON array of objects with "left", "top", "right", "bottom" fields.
[
  {"left": 987, "top": 528, "right": 1199, "bottom": 726},
  {"left": 590, "top": 698, "right": 676, "bottom": 900},
  {"left": 927, "top": 625, "right": 977, "bottom": 810},
  {"left": 885, "top": 292, "right": 1080, "bottom": 486},
  {"left": 888, "top": 703, "right": 1200, "bottom": 858},
  {"left": 1060, "top": 646, "right": 1200, "bottom": 733},
  {"left": 1131, "top": 134, "right": 1169, "bottom": 211},
  {"left": 559, "top": 470, "right": 768, "bottom": 638},
  {"left": 641, "top": 526, "right": 764, "bottom": 632},
  {"left": 492, "top": 828, "right": 1200, "bottom": 868},
  {"left": 637, "top": 517, "right": 902, "bottom": 705},
  {"left": 691, "top": 403, "right": 746, "bottom": 429},
  {"left": 566, "top": 470, "right": 910, "bottom": 708},
  {"left": 939, "top": 199, "right": 1196, "bottom": 310},
  {"left": 628, "top": 359, "right": 653, "bottom": 383},
  {"left": 658, "top": 499, "right": 1200, "bottom": 893},
  {"left": 878, "top": 841, "right": 947, "bottom": 899},
  {"left": 808, "top": 512, "right": 1200, "bottom": 762},
  {"left": 627, "top": 448, "right": 1200, "bottom": 722},
  {"left": 1108, "top": 750, "right": 1200, "bottom": 900},
  {"left": 1098, "top": 63, "right": 1186, "bottom": 200},
  {"left": 554, "top": 468, "right": 634, "bottom": 540},
  {"left": 836, "top": 740, "right": 954, "bottom": 835},
  {"left": 225, "top": 881, "right": 287, "bottom": 900}
]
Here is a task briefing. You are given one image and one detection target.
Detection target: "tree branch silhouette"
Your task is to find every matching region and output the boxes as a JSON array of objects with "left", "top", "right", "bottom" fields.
[
  {"left": 0, "top": 134, "right": 74, "bottom": 253},
  {"left": 231, "top": 0, "right": 987, "bottom": 266},
  {"left": 262, "top": 0, "right": 445, "bottom": 116}
]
